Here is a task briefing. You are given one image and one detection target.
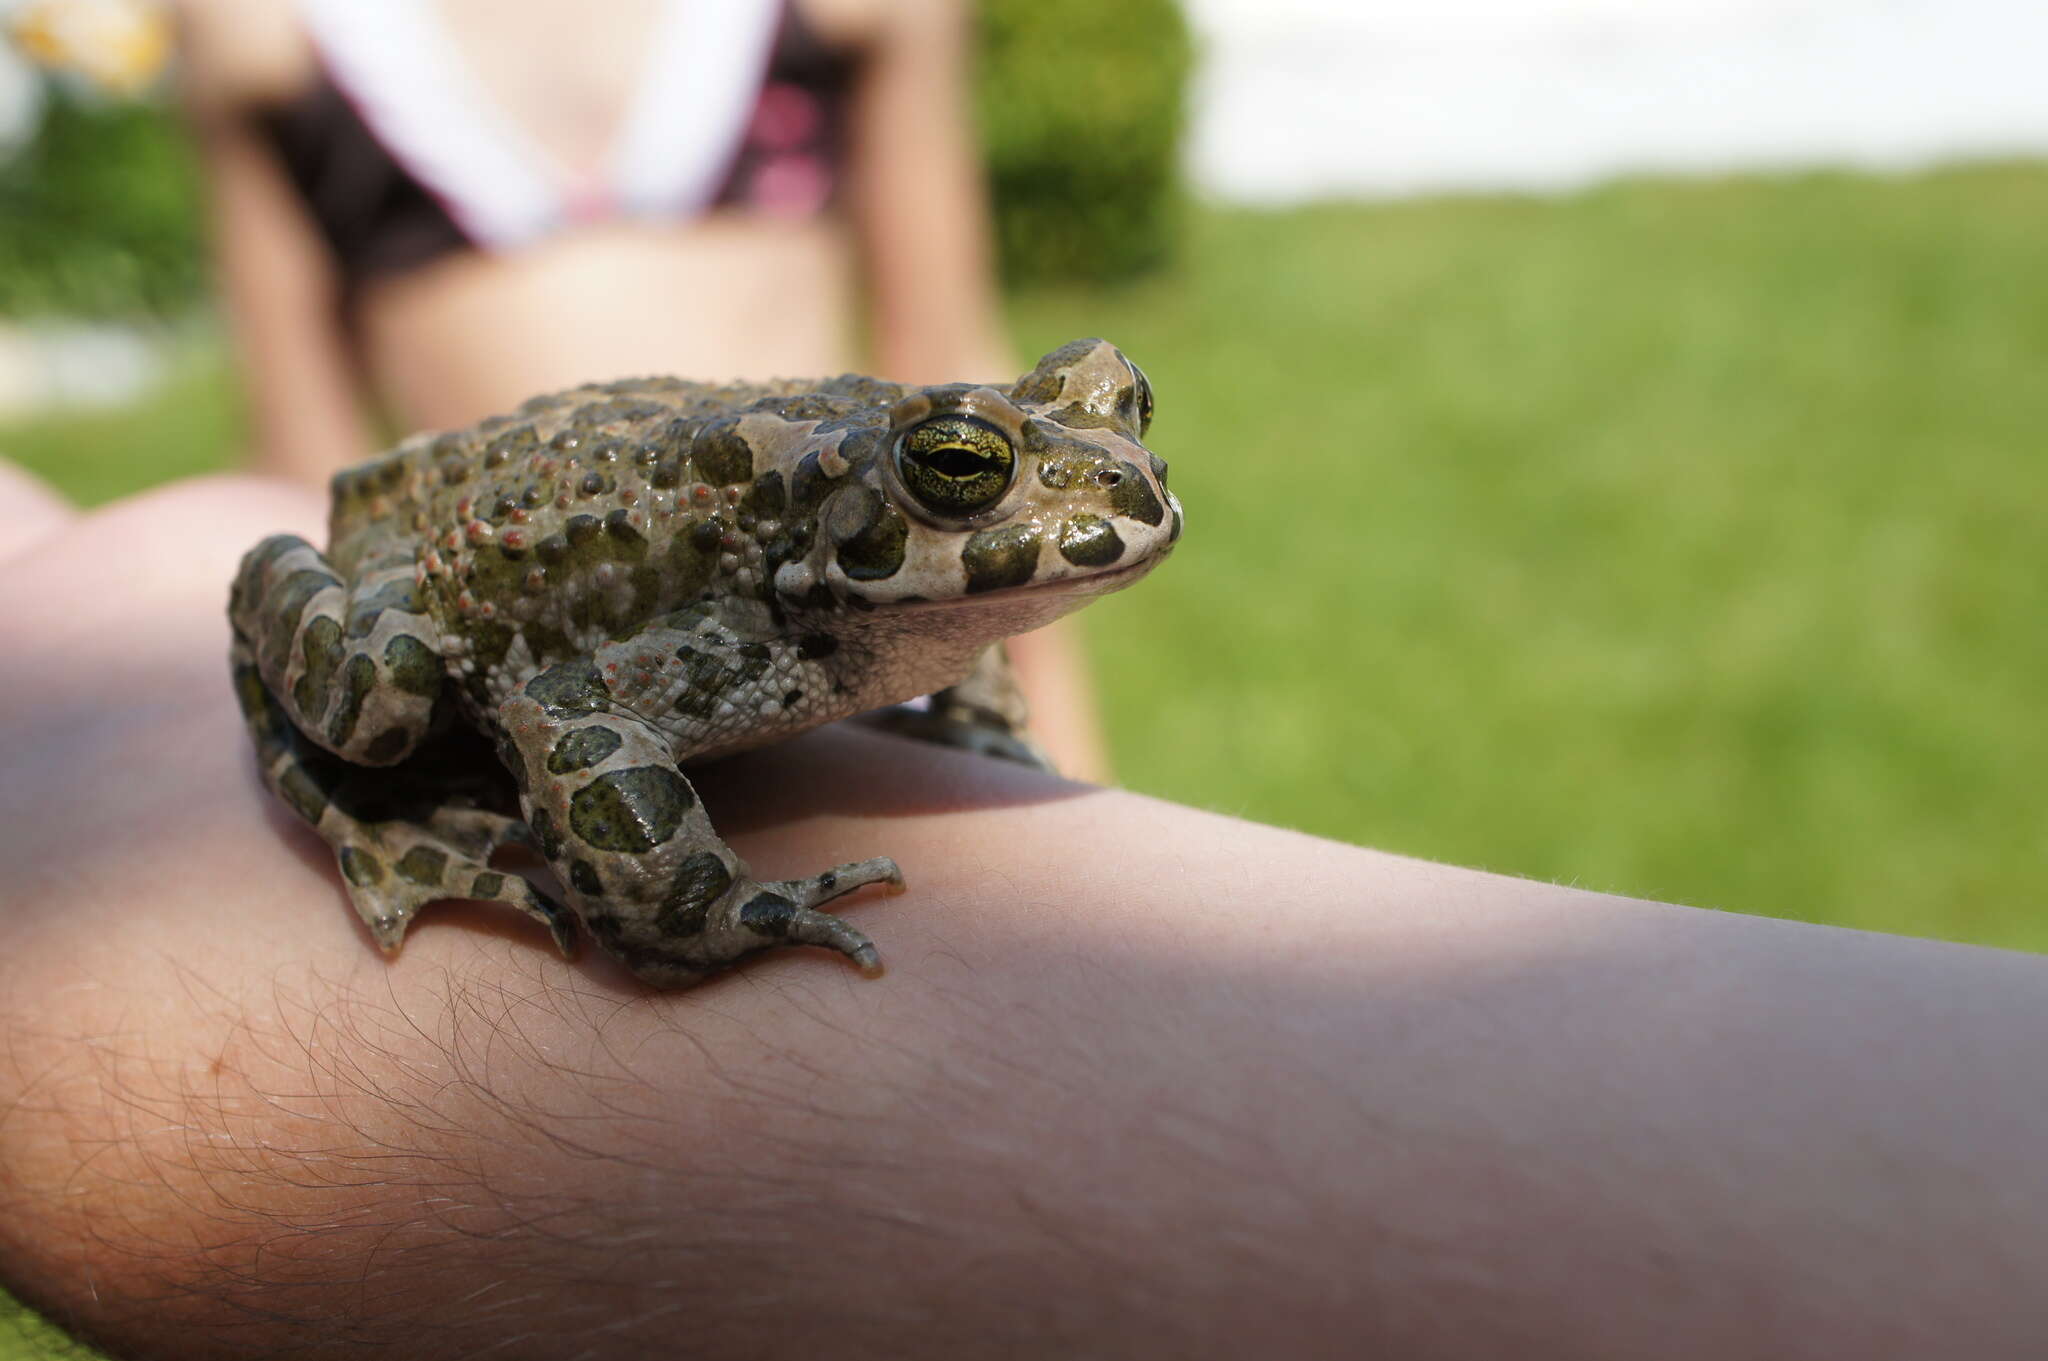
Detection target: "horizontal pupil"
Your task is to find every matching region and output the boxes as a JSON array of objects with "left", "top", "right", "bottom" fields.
[{"left": 917, "top": 446, "right": 995, "bottom": 479}]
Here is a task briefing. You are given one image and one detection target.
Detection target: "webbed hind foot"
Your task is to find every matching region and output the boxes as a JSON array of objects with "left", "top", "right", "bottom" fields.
[
  {"left": 332, "top": 809, "right": 576, "bottom": 959},
  {"left": 233, "top": 633, "right": 576, "bottom": 959}
]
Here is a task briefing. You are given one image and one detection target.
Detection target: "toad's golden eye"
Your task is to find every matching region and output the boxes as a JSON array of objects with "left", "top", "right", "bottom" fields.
[
  {"left": 897, "top": 415, "right": 1016, "bottom": 518},
  {"left": 1129, "top": 361, "right": 1155, "bottom": 438}
]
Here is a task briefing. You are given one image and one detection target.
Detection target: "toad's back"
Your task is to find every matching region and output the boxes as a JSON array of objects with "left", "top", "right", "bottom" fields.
[{"left": 326, "top": 371, "right": 911, "bottom": 706}]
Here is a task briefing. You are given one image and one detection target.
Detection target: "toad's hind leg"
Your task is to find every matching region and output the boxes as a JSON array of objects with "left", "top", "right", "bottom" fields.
[
  {"left": 231, "top": 637, "right": 577, "bottom": 958},
  {"left": 230, "top": 534, "right": 442, "bottom": 766}
]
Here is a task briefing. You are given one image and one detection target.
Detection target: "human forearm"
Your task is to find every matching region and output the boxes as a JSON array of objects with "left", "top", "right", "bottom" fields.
[
  {"left": 625, "top": 761, "right": 2048, "bottom": 1358},
  {"left": 5, "top": 728, "right": 2048, "bottom": 1357},
  {"left": 6, "top": 481, "right": 2047, "bottom": 1356}
]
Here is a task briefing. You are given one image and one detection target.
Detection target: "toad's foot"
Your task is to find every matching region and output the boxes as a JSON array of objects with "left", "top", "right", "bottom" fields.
[
  {"left": 334, "top": 809, "right": 577, "bottom": 959},
  {"left": 608, "top": 857, "right": 904, "bottom": 989},
  {"left": 726, "top": 856, "right": 906, "bottom": 976}
]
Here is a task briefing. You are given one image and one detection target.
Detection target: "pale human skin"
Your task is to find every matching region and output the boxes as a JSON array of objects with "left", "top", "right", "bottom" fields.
[
  {"left": 173, "top": 0, "right": 1107, "bottom": 778},
  {"left": 5, "top": 475, "right": 2048, "bottom": 1360}
]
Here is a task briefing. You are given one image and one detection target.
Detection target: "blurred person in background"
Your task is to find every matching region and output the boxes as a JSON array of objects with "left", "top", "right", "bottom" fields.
[{"left": 171, "top": 0, "right": 1107, "bottom": 776}]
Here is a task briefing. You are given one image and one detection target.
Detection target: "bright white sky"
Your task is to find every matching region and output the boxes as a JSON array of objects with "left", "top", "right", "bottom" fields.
[{"left": 1182, "top": 0, "right": 2048, "bottom": 200}]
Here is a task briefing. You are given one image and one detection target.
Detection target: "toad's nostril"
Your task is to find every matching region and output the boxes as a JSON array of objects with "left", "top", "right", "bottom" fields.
[{"left": 1096, "top": 469, "right": 1123, "bottom": 489}]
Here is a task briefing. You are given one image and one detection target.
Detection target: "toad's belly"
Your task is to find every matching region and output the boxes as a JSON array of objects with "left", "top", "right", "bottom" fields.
[{"left": 357, "top": 216, "right": 858, "bottom": 434}]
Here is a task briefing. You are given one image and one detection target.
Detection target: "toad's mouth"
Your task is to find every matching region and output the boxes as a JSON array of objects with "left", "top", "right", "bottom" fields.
[{"left": 883, "top": 552, "right": 1167, "bottom": 610}]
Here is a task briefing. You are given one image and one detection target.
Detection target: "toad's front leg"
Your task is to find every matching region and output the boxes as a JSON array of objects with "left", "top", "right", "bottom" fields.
[{"left": 498, "top": 658, "right": 903, "bottom": 988}]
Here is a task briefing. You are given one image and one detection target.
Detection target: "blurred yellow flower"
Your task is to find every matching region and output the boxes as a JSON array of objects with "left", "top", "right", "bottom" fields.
[{"left": 8, "top": 0, "right": 170, "bottom": 96}]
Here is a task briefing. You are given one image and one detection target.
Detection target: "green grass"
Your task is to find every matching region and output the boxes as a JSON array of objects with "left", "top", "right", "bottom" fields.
[
  {"left": 0, "top": 1311, "right": 88, "bottom": 1361},
  {"left": 1009, "top": 162, "right": 2048, "bottom": 948},
  {"left": 0, "top": 330, "right": 241, "bottom": 498},
  {"left": 5, "top": 160, "right": 2047, "bottom": 1356}
]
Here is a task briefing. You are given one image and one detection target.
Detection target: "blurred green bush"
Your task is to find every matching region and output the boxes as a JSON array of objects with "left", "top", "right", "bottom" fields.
[
  {"left": 0, "top": 1, "right": 1192, "bottom": 319},
  {"left": 0, "top": 0, "right": 1196, "bottom": 319},
  {"left": 975, "top": 0, "right": 1192, "bottom": 285},
  {"left": 0, "top": 87, "right": 204, "bottom": 318}
]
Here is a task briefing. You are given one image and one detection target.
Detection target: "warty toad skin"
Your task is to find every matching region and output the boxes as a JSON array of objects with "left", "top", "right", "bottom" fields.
[{"left": 229, "top": 339, "right": 1180, "bottom": 987}]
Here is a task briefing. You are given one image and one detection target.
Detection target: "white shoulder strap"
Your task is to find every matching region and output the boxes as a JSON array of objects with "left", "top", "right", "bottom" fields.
[
  {"left": 610, "top": 0, "right": 785, "bottom": 217},
  {"left": 296, "top": 0, "right": 563, "bottom": 247}
]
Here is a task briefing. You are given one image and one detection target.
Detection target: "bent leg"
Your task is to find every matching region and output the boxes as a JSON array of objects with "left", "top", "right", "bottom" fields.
[
  {"left": 228, "top": 534, "right": 441, "bottom": 766},
  {"left": 229, "top": 633, "right": 576, "bottom": 956},
  {"left": 500, "top": 658, "right": 903, "bottom": 987}
]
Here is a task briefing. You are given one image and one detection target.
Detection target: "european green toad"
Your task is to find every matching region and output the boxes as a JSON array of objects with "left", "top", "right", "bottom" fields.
[{"left": 229, "top": 340, "right": 1180, "bottom": 987}]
